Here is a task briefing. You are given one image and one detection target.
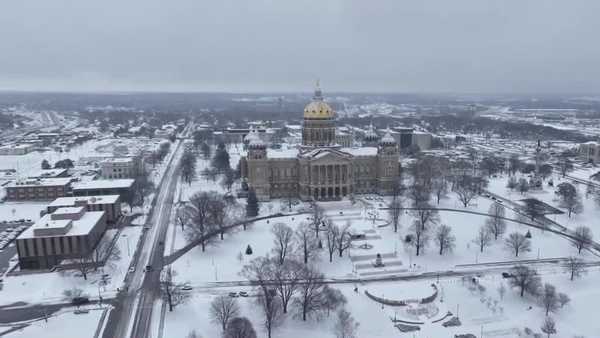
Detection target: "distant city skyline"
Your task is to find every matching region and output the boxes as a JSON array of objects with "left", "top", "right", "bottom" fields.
[{"left": 1, "top": 1, "right": 599, "bottom": 94}]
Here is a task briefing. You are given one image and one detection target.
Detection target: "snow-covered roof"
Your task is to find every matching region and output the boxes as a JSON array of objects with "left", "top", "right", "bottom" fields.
[
  {"left": 7, "top": 177, "right": 72, "bottom": 188},
  {"left": 267, "top": 148, "right": 299, "bottom": 159},
  {"left": 340, "top": 147, "right": 378, "bottom": 156},
  {"left": 48, "top": 195, "right": 120, "bottom": 208},
  {"left": 72, "top": 179, "right": 134, "bottom": 191},
  {"left": 18, "top": 209, "right": 105, "bottom": 239}
]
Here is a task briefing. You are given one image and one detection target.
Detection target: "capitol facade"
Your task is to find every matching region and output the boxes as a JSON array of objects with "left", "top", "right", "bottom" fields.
[{"left": 240, "top": 84, "right": 400, "bottom": 201}]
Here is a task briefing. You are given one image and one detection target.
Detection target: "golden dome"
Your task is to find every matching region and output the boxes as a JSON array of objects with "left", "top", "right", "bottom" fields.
[
  {"left": 303, "top": 80, "right": 334, "bottom": 119},
  {"left": 303, "top": 101, "right": 334, "bottom": 119}
]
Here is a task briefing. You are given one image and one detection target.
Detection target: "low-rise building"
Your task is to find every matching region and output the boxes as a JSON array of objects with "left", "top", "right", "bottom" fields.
[
  {"left": 412, "top": 132, "right": 433, "bottom": 151},
  {"left": 16, "top": 206, "right": 107, "bottom": 269},
  {"left": 72, "top": 179, "right": 134, "bottom": 197},
  {"left": 0, "top": 143, "right": 35, "bottom": 155},
  {"left": 5, "top": 178, "right": 73, "bottom": 201},
  {"left": 100, "top": 157, "right": 139, "bottom": 179},
  {"left": 29, "top": 168, "right": 69, "bottom": 179},
  {"left": 47, "top": 195, "right": 121, "bottom": 223},
  {"left": 578, "top": 142, "right": 600, "bottom": 164}
]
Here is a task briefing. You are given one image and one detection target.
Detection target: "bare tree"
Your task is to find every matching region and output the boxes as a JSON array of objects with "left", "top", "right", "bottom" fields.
[
  {"left": 557, "top": 293, "right": 570, "bottom": 308},
  {"left": 160, "top": 268, "right": 191, "bottom": 312},
  {"left": 432, "top": 177, "right": 449, "bottom": 204},
  {"left": 131, "top": 167, "right": 154, "bottom": 209},
  {"left": 257, "top": 289, "right": 282, "bottom": 338},
  {"left": 324, "top": 220, "right": 338, "bottom": 263},
  {"left": 221, "top": 168, "right": 237, "bottom": 192},
  {"left": 185, "top": 191, "right": 219, "bottom": 251},
  {"left": 209, "top": 198, "right": 228, "bottom": 240},
  {"left": 435, "top": 224, "right": 455, "bottom": 255},
  {"left": 73, "top": 252, "right": 94, "bottom": 281},
  {"left": 92, "top": 240, "right": 122, "bottom": 271},
  {"left": 508, "top": 154, "right": 522, "bottom": 175},
  {"left": 271, "top": 223, "right": 294, "bottom": 265},
  {"left": 486, "top": 203, "right": 507, "bottom": 240},
  {"left": 506, "top": 176, "right": 518, "bottom": 190},
  {"left": 509, "top": 265, "right": 541, "bottom": 297},
  {"left": 186, "top": 330, "right": 201, "bottom": 338},
  {"left": 453, "top": 174, "right": 480, "bottom": 207},
  {"left": 407, "top": 219, "right": 430, "bottom": 256},
  {"left": 271, "top": 259, "right": 303, "bottom": 314},
  {"left": 180, "top": 150, "right": 197, "bottom": 186},
  {"left": 210, "top": 295, "right": 240, "bottom": 331},
  {"left": 540, "top": 316, "right": 557, "bottom": 338},
  {"left": 311, "top": 202, "right": 325, "bottom": 239},
  {"left": 518, "top": 178, "right": 529, "bottom": 195},
  {"left": 572, "top": 226, "right": 593, "bottom": 254},
  {"left": 473, "top": 225, "right": 492, "bottom": 253},
  {"left": 564, "top": 256, "right": 587, "bottom": 281},
  {"left": 333, "top": 308, "right": 359, "bottom": 338},
  {"left": 224, "top": 317, "right": 257, "bottom": 338},
  {"left": 336, "top": 222, "right": 353, "bottom": 258},
  {"left": 411, "top": 201, "right": 439, "bottom": 233},
  {"left": 322, "top": 286, "right": 347, "bottom": 317},
  {"left": 540, "top": 283, "right": 559, "bottom": 316},
  {"left": 294, "top": 265, "right": 326, "bottom": 321},
  {"left": 295, "top": 222, "right": 319, "bottom": 264},
  {"left": 505, "top": 232, "right": 531, "bottom": 257},
  {"left": 556, "top": 182, "right": 583, "bottom": 217},
  {"left": 388, "top": 198, "right": 402, "bottom": 233},
  {"left": 241, "top": 257, "right": 281, "bottom": 338}
]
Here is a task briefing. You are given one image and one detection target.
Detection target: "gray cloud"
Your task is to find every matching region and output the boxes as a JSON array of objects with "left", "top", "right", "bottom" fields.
[{"left": 0, "top": 0, "right": 599, "bottom": 93}]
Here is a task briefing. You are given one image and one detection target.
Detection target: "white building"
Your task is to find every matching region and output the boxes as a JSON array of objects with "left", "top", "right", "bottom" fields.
[
  {"left": 16, "top": 206, "right": 108, "bottom": 269},
  {"left": 0, "top": 143, "right": 35, "bottom": 155},
  {"left": 578, "top": 142, "right": 600, "bottom": 164},
  {"left": 100, "top": 157, "right": 139, "bottom": 179},
  {"left": 412, "top": 132, "right": 433, "bottom": 151}
]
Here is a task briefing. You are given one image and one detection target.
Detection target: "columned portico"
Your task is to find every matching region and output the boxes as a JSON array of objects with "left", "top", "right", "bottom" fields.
[{"left": 307, "top": 160, "right": 352, "bottom": 201}]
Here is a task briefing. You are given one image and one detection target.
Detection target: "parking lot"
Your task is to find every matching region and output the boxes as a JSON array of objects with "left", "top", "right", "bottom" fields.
[{"left": 0, "top": 221, "right": 32, "bottom": 275}]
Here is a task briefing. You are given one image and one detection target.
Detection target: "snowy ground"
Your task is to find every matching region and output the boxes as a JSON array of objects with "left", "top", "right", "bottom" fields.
[
  {"left": 161, "top": 166, "right": 600, "bottom": 338},
  {"left": 0, "top": 225, "right": 142, "bottom": 306},
  {"left": 3, "top": 308, "right": 108, "bottom": 338}
]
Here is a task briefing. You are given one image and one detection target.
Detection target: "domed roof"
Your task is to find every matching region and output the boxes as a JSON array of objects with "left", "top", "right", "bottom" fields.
[
  {"left": 380, "top": 128, "right": 396, "bottom": 145},
  {"left": 303, "top": 81, "right": 334, "bottom": 120},
  {"left": 304, "top": 101, "right": 334, "bottom": 119},
  {"left": 364, "top": 123, "right": 379, "bottom": 141}
]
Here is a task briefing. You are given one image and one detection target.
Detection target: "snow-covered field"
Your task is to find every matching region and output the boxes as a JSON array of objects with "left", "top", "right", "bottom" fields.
[
  {"left": 160, "top": 160, "right": 600, "bottom": 338},
  {"left": 4, "top": 308, "right": 107, "bottom": 338}
]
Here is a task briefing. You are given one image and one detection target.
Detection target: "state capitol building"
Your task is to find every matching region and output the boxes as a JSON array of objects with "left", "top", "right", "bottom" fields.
[{"left": 240, "top": 84, "right": 401, "bottom": 201}]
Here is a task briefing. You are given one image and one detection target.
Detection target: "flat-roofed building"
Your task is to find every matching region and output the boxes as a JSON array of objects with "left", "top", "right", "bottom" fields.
[
  {"left": 100, "top": 157, "right": 138, "bottom": 179},
  {"left": 72, "top": 179, "right": 134, "bottom": 197},
  {"left": 47, "top": 195, "right": 121, "bottom": 223},
  {"left": 579, "top": 142, "right": 600, "bottom": 164},
  {"left": 16, "top": 206, "right": 107, "bottom": 269},
  {"left": 5, "top": 177, "right": 72, "bottom": 201},
  {"left": 0, "top": 143, "right": 36, "bottom": 155}
]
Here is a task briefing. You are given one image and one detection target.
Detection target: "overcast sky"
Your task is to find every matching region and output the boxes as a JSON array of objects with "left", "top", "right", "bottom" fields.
[{"left": 1, "top": 0, "right": 599, "bottom": 93}]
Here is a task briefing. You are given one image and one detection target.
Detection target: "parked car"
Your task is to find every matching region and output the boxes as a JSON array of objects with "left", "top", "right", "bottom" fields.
[
  {"left": 128, "top": 267, "right": 135, "bottom": 273},
  {"left": 501, "top": 272, "right": 514, "bottom": 279},
  {"left": 182, "top": 285, "right": 193, "bottom": 291},
  {"left": 228, "top": 292, "right": 239, "bottom": 298},
  {"left": 239, "top": 291, "right": 249, "bottom": 297},
  {"left": 71, "top": 297, "right": 90, "bottom": 306}
]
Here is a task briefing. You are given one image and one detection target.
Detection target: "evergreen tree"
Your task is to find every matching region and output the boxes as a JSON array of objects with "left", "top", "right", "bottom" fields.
[
  {"left": 246, "top": 188, "right": 259, "bottom": 217},
  {"left": 212, "top": 142, "right": 231, "bottom": 172},
  {"left": 41, "top": 159, "right": 51, "bottom": 170}
]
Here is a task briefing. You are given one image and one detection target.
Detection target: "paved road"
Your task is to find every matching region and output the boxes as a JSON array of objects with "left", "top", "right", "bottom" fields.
[{"left": 102, "top": 125, "right": 190, "bottom": 338}]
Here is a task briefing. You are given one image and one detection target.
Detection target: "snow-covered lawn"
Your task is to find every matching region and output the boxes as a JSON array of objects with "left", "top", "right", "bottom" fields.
[
  {"left": 0, "top": 225, "right": 141, "bottom": 306},
  {"left": 162, "top": 155, "right": 600, "bottom": 338},
  {"left": 4, "top": 308, "right": 107, "bottom": 338}
]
